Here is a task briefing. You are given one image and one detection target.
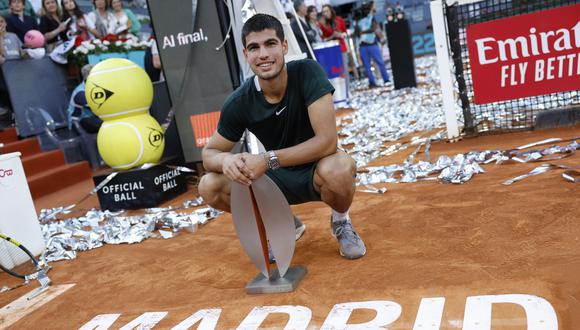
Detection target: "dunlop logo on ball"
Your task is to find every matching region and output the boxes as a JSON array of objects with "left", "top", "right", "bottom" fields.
[
  {"left": 148, "top": 127, "right": 164, "bottom": 149},
  {"left": 90, "top": 84, "right": 115, "bottom": 108}
]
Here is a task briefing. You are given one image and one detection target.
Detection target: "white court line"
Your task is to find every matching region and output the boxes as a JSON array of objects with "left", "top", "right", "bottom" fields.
[{"left": 0, "top": 284, "right": 75, "bottom": 328}]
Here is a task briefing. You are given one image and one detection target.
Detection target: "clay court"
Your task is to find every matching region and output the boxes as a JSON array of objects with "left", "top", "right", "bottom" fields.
[{"left": 1, "top": 123, "right": 578, "bottom": 329}]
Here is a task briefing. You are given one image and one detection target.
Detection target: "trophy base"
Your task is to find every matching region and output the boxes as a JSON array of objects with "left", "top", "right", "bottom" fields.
[{"left": 245, "top": 266, "right": 307, "bottom": 294}]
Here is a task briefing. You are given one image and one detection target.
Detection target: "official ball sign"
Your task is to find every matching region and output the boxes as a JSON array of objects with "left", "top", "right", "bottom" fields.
[
  {"left": 467, "top": 4, "right": 580, "bottom": 105},
  {"left": 93, "top": 165, "right": 187, "bottom": 210}
]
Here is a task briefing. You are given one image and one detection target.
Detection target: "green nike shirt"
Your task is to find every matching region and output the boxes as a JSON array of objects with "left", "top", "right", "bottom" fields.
[{"left": 217, "top": 59, "right": 335, "bottom": 151}]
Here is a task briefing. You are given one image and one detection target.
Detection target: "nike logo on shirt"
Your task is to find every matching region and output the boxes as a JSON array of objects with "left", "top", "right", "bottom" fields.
[{"left": 275, "top": 106, "right": 287, "bottom": 116}]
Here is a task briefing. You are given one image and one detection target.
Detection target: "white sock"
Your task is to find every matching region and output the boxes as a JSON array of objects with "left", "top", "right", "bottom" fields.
[{"left": 332, "top": 210, "right": 349, "bottom": 222}]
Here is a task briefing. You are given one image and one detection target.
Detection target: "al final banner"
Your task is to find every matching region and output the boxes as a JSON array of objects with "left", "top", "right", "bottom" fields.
[{"left": 467, "top": 4, "right": 580, "bottom": 105}]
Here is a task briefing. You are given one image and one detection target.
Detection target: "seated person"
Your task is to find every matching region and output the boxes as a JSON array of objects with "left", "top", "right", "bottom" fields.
[
  {"left": 61, "top": 0, "right": 95, "bottom": 41},
  {"left": 0, "top": 14, "right": 24, "bottom": 62},
  {"left": 5, "top": 0, "right": 38, "bottom": 43},
  {"left": 67, "top": 64, "right": 102, "bottom": 133},
  {"left": 110, "top": 0, "right": 140, "bottom": 36},
  {"left": 0, "top": 0, "right": 35, "bottom": 18},
  {"left": 39, "top": 0, "right": 69, "bottom": 52},
  {"left": 0, "top": 15, "right": 25, "bottom": 117}
]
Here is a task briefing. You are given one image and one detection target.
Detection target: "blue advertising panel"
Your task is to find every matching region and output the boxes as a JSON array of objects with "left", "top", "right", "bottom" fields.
[{"left": 375, "top": 0, "right": 435, "bottom": 56}]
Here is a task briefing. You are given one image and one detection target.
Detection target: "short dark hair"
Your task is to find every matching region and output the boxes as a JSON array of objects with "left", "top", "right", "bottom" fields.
[
  {"left": 9, "top": 0, "right": 25, "bottom": 5},
  {"left": 241, "top": 14, "right": 285, "bottom": 48},
  {"left": 293, "top": 0, "right": 304, "bottom": 11}
]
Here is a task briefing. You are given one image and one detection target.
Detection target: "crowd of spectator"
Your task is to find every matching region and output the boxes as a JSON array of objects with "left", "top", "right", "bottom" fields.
[
  {"left": 0, "top": 0, "right": 142, "bottom": 60},
  {"left": 289, "top": 0, "right": 392, "bottom": 91},
  {"left": 0, "top": 0, "right": 143, "bottom": 123},
  {"left": 1, "top": 0, "right": 397, "bottom": 125}
]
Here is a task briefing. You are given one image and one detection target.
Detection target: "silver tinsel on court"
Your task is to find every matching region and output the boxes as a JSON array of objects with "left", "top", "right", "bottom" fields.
[
  {"left": 36, "top": 55, "right": 578, "bottom": 264},
  {"left": 39, "top": 198, "right": 221, "bottom": 262}
]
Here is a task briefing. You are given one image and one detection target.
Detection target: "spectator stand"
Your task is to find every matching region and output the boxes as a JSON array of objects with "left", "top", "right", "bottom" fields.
[{"left": 1, "top": 56, "right": 98, "bottom": 165}]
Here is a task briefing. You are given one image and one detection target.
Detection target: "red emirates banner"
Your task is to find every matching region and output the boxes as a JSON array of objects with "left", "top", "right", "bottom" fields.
[{"left": 467, "top": 4, "right": 580, "bottom": 105}]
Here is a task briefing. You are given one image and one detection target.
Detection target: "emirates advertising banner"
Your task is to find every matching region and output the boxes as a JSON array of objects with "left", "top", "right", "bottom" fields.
[{"left": 467, "top": 4, "right": 580, "bottom": 105}]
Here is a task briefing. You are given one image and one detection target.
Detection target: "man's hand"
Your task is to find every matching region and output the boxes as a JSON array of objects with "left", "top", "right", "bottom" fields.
[
  {"left": 222, "top": 153, "right": 253, "bottom": 186},
  {"left": 242, "top": 153, "right": 268, "bottom": 180},
  {"left": 221, "top": 152, "right": 268, "bottom": 186}
]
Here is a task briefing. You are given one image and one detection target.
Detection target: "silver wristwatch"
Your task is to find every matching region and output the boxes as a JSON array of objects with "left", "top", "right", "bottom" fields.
[{"left": 265, "top": 150, "right": 280, "bottom": 170}]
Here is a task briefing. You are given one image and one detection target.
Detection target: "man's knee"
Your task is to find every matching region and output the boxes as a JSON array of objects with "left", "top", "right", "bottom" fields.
[
  {"left": 317, "top": 152, "right": 356, "bottom": 183},
  {"left": 198, "top": 172, "right": 228, "bottom": 203}
]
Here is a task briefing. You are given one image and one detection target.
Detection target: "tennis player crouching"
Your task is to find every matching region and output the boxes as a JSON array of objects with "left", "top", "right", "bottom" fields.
[{"left": 198, "top": 14, "right": 366, "bottom": 260}]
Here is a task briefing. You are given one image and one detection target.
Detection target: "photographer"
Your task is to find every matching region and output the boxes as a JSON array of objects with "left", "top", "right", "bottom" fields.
[{"left": 354, "top": 1, "right": 389, "bottom": 88}]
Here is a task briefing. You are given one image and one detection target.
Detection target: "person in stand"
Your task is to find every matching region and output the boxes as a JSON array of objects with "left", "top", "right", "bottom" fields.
[
  {"left": 198, "top": 14, "right": 366, "bottom": 261},
  {"left": 0, "top": 15, "right": 26, "bottom": 118},
  {"left": 0, "top": 0, "right": 35, "bottom": 19},
  {"left": 61, "top": 0, "right": 94, "bottom": 41},
  {"left": 85, "top": 0, "right": 114, "bottom": 38},
  {"left": 148, "top": 38, "right": 163, "bottom": 82},
  {"left": 110, "top": 0, "right": 140, "bottom": 36},
  {"left": 290, "top": 0, "right": 315, "bottom": 59},
  {"left": 39, "top": 0, "right": 69, "bottom": 52},
  {"left": 4, "top": 0, "right": 38, "bottom": 43},
  {"left": 355, "top": 1, "right": 389, "bottom": 88},
  {"left": 67, "top": 64, "right": 102, "bottom": 133},
  {"left": 319, "top": 4, "right": 358, "bottom": 85},
  {"left": 0, "top": 14, "right": 24, "bottom": 61},
  {"left": 306, "top": 5, "right": 322, "bottom": 44}
]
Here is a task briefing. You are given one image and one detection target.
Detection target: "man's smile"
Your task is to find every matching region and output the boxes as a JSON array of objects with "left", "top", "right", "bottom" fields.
[{"left": 257, "top": 61, "right": 275, "bottom": 68}]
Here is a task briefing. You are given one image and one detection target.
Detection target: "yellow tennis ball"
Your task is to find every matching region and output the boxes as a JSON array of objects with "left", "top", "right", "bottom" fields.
[
  {"left": 86, "top": 58, "right": 153, "bottom": 121},
  {"left": 97, "top": 114, "right": 165, "bottom": 170}
]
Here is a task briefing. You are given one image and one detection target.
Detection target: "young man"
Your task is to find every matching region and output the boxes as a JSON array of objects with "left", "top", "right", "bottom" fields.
[
  {"left": 199, "top": 14, "right": 366, "bottom": 260},
  {"left": 5, "top": 0, "right": 38, "bottom": 43}
]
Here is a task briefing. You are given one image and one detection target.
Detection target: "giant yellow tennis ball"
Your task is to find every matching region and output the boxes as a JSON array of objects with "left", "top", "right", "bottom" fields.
[
  {"left": 86, "top": 58, "right": 153, "bottom": 121},
  {"left": 97, "top": 114, "right": 165, "bottom": 170}
]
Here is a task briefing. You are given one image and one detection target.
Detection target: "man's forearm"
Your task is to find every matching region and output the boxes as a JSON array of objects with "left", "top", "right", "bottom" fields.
[
  {"left": 202, "top": 149, "right": 232, "bottom": 173},
  {"left": 274, "top": 133, "right": 337, "bottom": 168}
]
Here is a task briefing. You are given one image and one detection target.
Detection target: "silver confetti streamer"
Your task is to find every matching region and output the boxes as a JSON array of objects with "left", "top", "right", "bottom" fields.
[
  {"left": 340, "top": 56, "right": 460, "bottom": 168},
  {"left": 503, "top": 164, "right": 554, "bottom": 185},
  {"left": 40, "top": 205, "right": 223, "bottom": 263},
  {"left": 563, "top": 170, "right": 580, "bottom": 183},
  {"left": 358, "top": 139, "right": 578, "bottom": 187}
]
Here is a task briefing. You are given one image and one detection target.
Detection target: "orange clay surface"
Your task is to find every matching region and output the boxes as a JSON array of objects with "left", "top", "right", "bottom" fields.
[{"left": 1, "top": 124, "right": 579, "bottom": 329}]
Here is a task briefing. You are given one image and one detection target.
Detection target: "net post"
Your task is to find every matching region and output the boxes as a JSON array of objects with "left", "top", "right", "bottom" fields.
[{"left": 431, "top": 0, "right": 460, "bottom": 140}]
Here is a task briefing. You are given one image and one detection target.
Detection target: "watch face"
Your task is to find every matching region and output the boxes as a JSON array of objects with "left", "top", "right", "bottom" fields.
[
  {"left": 268, "top": 152, "right": 280, "bottom": 170},
  {"left": 269, "top": 158, "right": 280, "bottom": 170}
]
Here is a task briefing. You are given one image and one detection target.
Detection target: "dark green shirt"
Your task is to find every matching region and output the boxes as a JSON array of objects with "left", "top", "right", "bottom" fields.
[{"left": 217, "top": 59, "right": 334, "bottom": 151}]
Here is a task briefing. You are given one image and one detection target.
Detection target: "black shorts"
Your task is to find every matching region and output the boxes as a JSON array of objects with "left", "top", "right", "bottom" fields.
[{"left": 265, "top": 162, "right": 321, "bottom": 205}]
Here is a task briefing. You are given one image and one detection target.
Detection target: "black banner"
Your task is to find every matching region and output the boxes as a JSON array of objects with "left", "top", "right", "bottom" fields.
[
  {"left": 147, "top": 0, "right": 236, "bottom": 162},
  {"left": 94, "top": 165, "right": 187, "bottom": 210}
]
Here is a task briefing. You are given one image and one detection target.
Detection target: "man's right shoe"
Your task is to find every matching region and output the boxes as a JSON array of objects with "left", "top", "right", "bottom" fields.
[{"left": 330, "top": 217, "right": 366, "bottom": 259}]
